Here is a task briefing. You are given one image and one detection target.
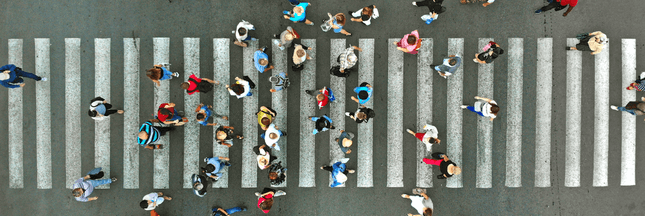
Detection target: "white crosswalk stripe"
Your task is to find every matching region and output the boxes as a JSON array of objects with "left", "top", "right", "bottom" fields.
[
  {"left": 5, "top": 37, "right": 641, "bottom": 190},
  {"left": 35, "top": 38, "right": 52, "bottom": 189},
  {"left": 8, "top": 39, "right": 23, "bottom": 189}
]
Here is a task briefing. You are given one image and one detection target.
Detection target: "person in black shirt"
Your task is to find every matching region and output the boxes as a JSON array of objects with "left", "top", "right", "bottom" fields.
[
  {"left": 413, "top": 0, "right": 446, "bottom": 14},
  {"left": 346, "top": 106, "right": 375, "bottom": 123},
  {"left": 191, "top": 174, "right": 210, "bottom": 197},
  {"left": 474, "top": 41, "right": 504, "bottom": 64},
  {"left": 268, "top": 161, "right": 287, "bottom": 186},
  {"left": 423, "top": 152, "right": 461, "bottom": 179}
]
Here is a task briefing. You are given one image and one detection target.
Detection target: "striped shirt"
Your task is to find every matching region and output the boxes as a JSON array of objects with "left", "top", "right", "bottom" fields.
[{"left": 138, "top": 121, "right": 160, "bottom": 145}]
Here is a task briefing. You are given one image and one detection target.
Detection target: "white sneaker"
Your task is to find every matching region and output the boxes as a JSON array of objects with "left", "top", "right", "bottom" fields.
[
  {"left": 40, "top": 77, "right": 47, "bottom": 81},
  {"left": 345, "top": 112, "right": 350, "bottom": 116},
  {"left": 254, "top": 192, "right": 261, "bottom": 197},
  {"left": 173, "top": 72, "right": 180, "bottom": 77},
  {"left": 412, "top": 2, "right": 417, "bottom": 6},
  {"left": 460, "top": 105, "right": 468, "bottom": 109},
  {"left": 204, "top": 157, "right": 209, "bottom": 163},
  {"left": 610, "top": 105, "right": 618, "bottom": 111}
]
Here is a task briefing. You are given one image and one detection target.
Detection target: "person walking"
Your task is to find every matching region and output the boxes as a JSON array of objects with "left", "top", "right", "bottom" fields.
[
  {"left": 331, "top": 45, "right": 363, "bottom": 77},
  {"left": 401, "top": 191, "right": 434, "bottom": 216},
  {"left": 233, "top": 20, "right": 256, "bottom": 47},
  {"left": 71, "top": 168, "right": 116, "bottom": 202},
  {"left": 352, "top": 82, "right": 373, "bottom": 105},
  {"left": 305, "top": 87, "right": 335, "bottom": 110},
  {"left": 325, "top": 12, "right": 351, "bottom": 36},
  {"left": 195, "top": 103, "right": 228, "bottom": 127},
  {"left": 626, "top": 73, "right": 645, "bottom": 91},
  {"left": 262, "top": 123, "right": 287, "bottom": 151},
  {"left": 268, "top": 161, "right": 287, "bottom": 186},
  {"left": 88, "top": 96, "right": 124, "bottom": 120},
  {"left": 269, "top": 72, "right": 289, "bottom": 93},
  {"left": 257, "top": 106, "right": 277, "bottom": 130},
  {"left": 431, "top": 54, "right": 461, "bottom": 78},
  {"left": 535, "top": 0, "right": 578, "bottom": 17},
  {"left": 567, "top": 31, "right": 607, "bottom": 55},
  {"left": 610, "top": 97, "right": 645, "bottom": 118},
  {"left": 292, "top": 43, "right": 313, "bottom": 71},
  {"left": 254, "top": 144, "right": 277, "bottom": 170},
  {"left": 254, "top": 47, "right": 275, "bottom": 73},
  {"left": 461, "top": 0, "right": 495, "bottom": 7},
  {"left": 395, "top": 30, "right": 422, "bottom": 54},
  {"left": 345, "top": 105, "right": 375, "bottom": 124},
  {"left": 474, "top": 41, "right": 504, "bottom": 64},
  {"left": 273, "top": 26, "right": 300, "bottom": 50},
  {"left": 155, "top": 102, "right": 188, "bottom": 126},
  {"left": 336, "top": 130, "right": 354, "bottom": 154},
  {"left": 181, "top": 74, "right": 219, "bottom": 95},
  {"left": 191, "top": 173, "right": 210, "bottom": 197},
  {"left": 212, "top": 206, "right": 248, "bottom": 216},
  {"left": 255, "top": 188, "right": 286, "bottom": 214},
  {"left": 146, "top": 64, "right": 179, "bottom": 86},
  {"left": 0, "top": 64, "right": 47, "bottom": 88},
  {"left": 350, "top": 5, "right": 379, "bottom": 26},
  {"left": 202, "top": 156, "right": 231, "bottom": 181},
  {"left": 226, "top": 76, "right": 255, "bottom": 99},
  {"left": 215, "top": 125, "right": 243, "bottom": 148},
  {"left": 406, "top": 124, "right": 441, "bottom": 152},
  {"left": 140, "top": 192, "right": 172, "bottom": 211},
  {"left": 321, "top": 158, "right": 355, "bottom": 188},
  {"left": 138, "top": 121, "right": 172, "bottom": 150},
  {"left": 462, "top": 96, "right": 499, "bottom": 121},
  {"left": 283, "top": 0, "right": 314, "bottom": 25},
  {"left": 423, "top": 152, "right": 461, "bottom": 179},
  {"left": 309, "top": 114, "right": 335, "bottom": 134}
]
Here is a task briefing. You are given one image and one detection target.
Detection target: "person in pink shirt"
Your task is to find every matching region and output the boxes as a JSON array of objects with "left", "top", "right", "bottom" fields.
[
  {"left": 535, "top": 0, "right": 578, "bottom": 17},
  {"left": 394, "top": 30, "right": 422, "bottom": 54}
]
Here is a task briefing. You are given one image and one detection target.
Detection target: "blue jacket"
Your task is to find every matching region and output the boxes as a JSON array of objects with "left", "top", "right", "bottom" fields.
[
  {"left": 330, "top": 162, "right": 347, "bottom": 187},
  {"left": 0, "top": 64, "right": 20, "bottom": 88}
]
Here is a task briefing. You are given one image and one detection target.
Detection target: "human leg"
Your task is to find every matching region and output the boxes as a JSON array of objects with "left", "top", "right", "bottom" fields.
[
  {"left": 15, "top": 69, "right": 43, "bottom": 81},
  {"left": 414, "top": 133, "right": 426, "bottom": 141},
  {"left": 225, "top": 207, "right": 246, "bottom": 214},
  {"left": 157, "top": 127, "right": 173, "bottom": 136},
  {"left": 539, "top": 1, "right": 560, "bottom": 12},
  {"left": 159, "top": 68, "right": 173, "bottom": 81},
  {"left": 103, "top": 109, "right": 119, "bottom": 116},
  {"left": 88, "top": 178, "right": 113, "bottom": 187},
  {"left": 321, "top": 165, "right": 333, "bottom": 172},
  {"left": 274, "top": 190, "right": 286, "bottom": 197},
  {"left": 422, "top": 158, "right": 442, "bottom": 166},
  {"left": 617, "top": 107, "right": 637, "bottom": 115}
]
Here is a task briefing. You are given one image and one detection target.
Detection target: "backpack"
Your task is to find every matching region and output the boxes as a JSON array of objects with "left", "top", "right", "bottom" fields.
[{"left": 187, "top": 77, "right": 213, "bottom": 94}]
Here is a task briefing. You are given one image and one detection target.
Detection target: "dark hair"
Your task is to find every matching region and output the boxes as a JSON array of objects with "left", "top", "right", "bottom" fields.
[
  {"left": 429, "top": 138, "right": 437, "bottom": 144},
  {"left": 196, "top": 113, "right": 205, "bottom": 120},
  {"left": 139, "top": 200, "right": 148, "bottom": 209},
  {"left": 88, "top": 110, "right": 97, "bottom": 117},
  {"left": 238, "top": 28, "right": 247, "bottom": 36},
  {"left": 72, "top": 188, "right": 83, "bottom": 197},
  {"left": 159, "top": 108, "right": 174, "bottom": 119},
  {"left": 423, "top": 208, "right": 433, "bottom": 216},
  {"left": 335, "top": 13, "right": 346, "bottom": 25},
  {"left": 205, "top": 164, "right": 216, "bottom": 173},
  {"left": 490, "top": 104, "right": 500, "bottom": 115},
  {"left": 358, "top": 91, "right": 368, "bottom": 100},
  {"left": 363, "top": 6, "right": 373, "bottom": 16},
  {"left": 269, "top": 172, "right": 278, "bottom": 180},
  {"left": 407, "top": 35, "right": 417, "bottom": 45},
  {"left": 449, "top": 59, "right": 457, "bottom": 66},
  {"left": 261, "top": 117, "right": 271, "bottom": 126},
  {"left": 180, "top": 82, "right": 190, "bottom": 90},
  {"left": 146, "top": 68, "right": 161, "bottom": 80},
  {"left": 260, "top": 198, "right": 274, "bottom": 210},
  {"left": 231, "top": 84, "right": 244, "bottom": 95}
]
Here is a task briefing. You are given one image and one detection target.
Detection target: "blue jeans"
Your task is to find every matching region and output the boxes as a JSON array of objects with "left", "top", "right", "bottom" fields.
[
  {"left": 11, "top": 69, "right": 42, "bottom": 83},
  {"left": 618, "top": 106, "right": 636, "bottom": 115},
  {"left": 467, "top": 106, "right": 485, "bottom": 117},
  {"left": 212, "top": 207, "right": 245, "bottom": 216},
  {"left": 159, "top": 67, "right": 173, "bottom": 81},
  {"left": 89, "top": 178, "right": 112, "bottom": 187}
]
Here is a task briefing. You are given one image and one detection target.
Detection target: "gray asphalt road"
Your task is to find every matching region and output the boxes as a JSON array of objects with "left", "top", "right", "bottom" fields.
[{"left": 1, "top": 0, "right": 645, "bottom": 215}]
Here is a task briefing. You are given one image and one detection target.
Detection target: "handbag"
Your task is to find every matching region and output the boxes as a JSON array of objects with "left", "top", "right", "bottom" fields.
[{"left": 242, "top": 76, "right": 256, "bottom": 89}]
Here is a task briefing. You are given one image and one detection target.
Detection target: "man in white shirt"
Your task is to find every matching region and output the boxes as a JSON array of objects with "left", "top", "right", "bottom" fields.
[
  {"left": 406, "top": 124, "right": 441, "bottom": 151},
  {"left": 261, "top": 123, "right": 287, "bottom": 151}
]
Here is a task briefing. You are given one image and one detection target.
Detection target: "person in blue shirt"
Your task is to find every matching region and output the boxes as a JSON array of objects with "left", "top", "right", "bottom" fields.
[
  {"left": 202, "top": 156, "right": 231, "bottom": 181},
  {"left": 212, "top": 206, "right": 247, "bottom": 216},
  {"left": 254, "top": 47, "right": 275, "bottom": 73},
  {"left": 195, "top": 103, "right": 228, "bottom": 126},
  {"left": 137, "top": 121, "right": 172, "bottom": 150},
  {"left": 269, "top": 72, "right": 289, "bottom": 93},
  {"left": 283, "top": 0, "right": 314, "bottom": 25},
  {"left": 0, "top": 64, "right": 46, "bottom": 88},
  {"left": 351, "top": 82, "right": 373, "bottom": 105},
  {"left": 320, "top": 158, "right": 354, "bottom": 187}
]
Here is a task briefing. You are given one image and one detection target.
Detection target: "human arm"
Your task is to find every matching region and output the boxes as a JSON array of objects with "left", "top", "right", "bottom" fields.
[
  {"left": 474, "top": 96, "right": 493, "bottom": 103},
  {"left": 263, "top": 65, "right": 275, "bottom": 73},
  {"left": 201, "top": 78, "right": 220, "bottom": 84},
  {"left": 206, "top": 123, "right": 218, "bottom": 126},
  {"left": 350, "top": 96, "right": 360, "bottom": 104},
  {"left": 397, "top": 47, "right": 408, "bottom": 52},
  {"left": 352, "top": 46, "right": 363, "bottom": 52},
  {"left": 0, "top": 64, "right": 16, "bottom": 71},
  {"left": 195, "top": 103, "right": 203, "bottom": 112},
  {"left": 562, "top": 5, "right": 574, "bottom": 17},
  {"left": 0, "top": 81, "right": 22, "bottom": 88}
]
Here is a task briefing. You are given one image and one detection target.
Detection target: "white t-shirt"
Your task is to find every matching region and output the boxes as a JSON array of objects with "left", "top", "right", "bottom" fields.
[
  {"left": 264, "top": 123, "right": 281, "bottom": 146},
  {"left": 475, "top": 100, "right": 497, "bottom": 118},
  {"left": 410, "top": 195, "right": 434, "bottom": 215},
  {"left": 257, "top": 148, "right": 270, "bottom": 170},
  {"left": 235, "top": 21, "right": 254, "bottom": 42},
  {"left": 228, "top": 79, "right": 251, "bottom": 99},
  {"left": 421, "top": 124, "right": 439, "bottom": 151}
]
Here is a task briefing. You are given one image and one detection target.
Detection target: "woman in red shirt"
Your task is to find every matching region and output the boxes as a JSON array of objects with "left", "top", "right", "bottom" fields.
[
  {"left": 155, "top": 103, "right": 188, "bottom": 126},
  {"left": 255, "top": 188, "right": 286, "bottom": 214}
]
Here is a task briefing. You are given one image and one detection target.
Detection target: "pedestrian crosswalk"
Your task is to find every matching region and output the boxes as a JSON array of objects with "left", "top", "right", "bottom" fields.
[{"left": 3, "top": 37, "right": 639, "bottom": 190}]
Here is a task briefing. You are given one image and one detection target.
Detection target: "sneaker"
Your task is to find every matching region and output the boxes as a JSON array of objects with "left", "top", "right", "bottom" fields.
[
  {"left": 412, "top": 2, "right": 417, "bottom": 6},
  {"left": 566, "top": 47, "right": 572, "bottom": 51},
  {"left": 610, "top": 105, "right": 618, "bottom": 111},
  {"left": 348, "top": 11, "right": 354, "bottom": 15},
  {"left": 40, "top": 77, "right": 47, "bottom": 81},
  {"left": 307, "top": 22, "right": 314, "bottom": 26},
  {"left": 473, "top": 58, "right": 479, "bottom": 63},
  {"left": 305, "top": 90, "right": 313, "bottom": 95},
  {"left": 251, "top": 38, "right": 257, "bottom": 41},
  {"left": 224, "top": 161, "right": 231, "bottom": 166},
  {"left": 534, "top": 9, "right": 542, "bottom": 14},
  {"left": 111, "top": 177, "right": 117, "bottom": 182},
  {"left": 204, "top": 157, "right": 209, "bottom": 163},
  {"left": 214, "top": 176, "right": 220, "bottom": 181},
  {"left": 281, "top": 131, "right": 288, "bottom": 136},
  {"left": 406, "top": 129, "right": 415, "bottom": 135},
  {"left": 254, "top": 192, "right": 261, "bottom": 197},
  {"left": 348, "top": 169, "right": 355, "bottom": 174},
  {"left": 345, "top": 112, "right": 350, "bottom": 116},
  {"left": 460, "top": 105, "right": 468, "bottom": 109},
  {"left": 172, "top": 72, "right": 180, "bottom": 77},
  {"left": 242, "top": 208, "right": 248, "bottom": 211}
]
